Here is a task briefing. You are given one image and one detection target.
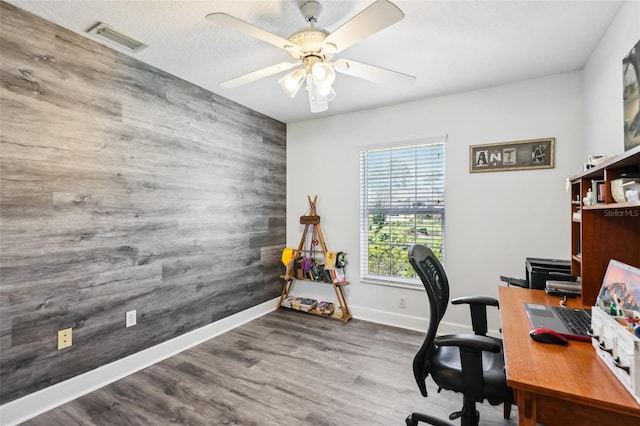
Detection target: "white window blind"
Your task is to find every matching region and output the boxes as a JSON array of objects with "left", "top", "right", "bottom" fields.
[{"left": 360, "top": 137, "right": 446, "bottom": 285}]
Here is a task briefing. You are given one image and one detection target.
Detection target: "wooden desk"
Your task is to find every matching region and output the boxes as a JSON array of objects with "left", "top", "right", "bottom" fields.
[{"left": 498, "top": 286, "right": 640, "bottom": 425}]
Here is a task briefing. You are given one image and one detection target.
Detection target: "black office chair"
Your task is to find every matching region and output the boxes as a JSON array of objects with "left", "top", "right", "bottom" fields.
[{"left": 406, "top": 244, "right": 514, "bottom": 426}]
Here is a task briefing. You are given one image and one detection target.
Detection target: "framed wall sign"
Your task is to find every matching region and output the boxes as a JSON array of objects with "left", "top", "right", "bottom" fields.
[{"left": 469, "top": 137, "right": 555, "bottom": 173}]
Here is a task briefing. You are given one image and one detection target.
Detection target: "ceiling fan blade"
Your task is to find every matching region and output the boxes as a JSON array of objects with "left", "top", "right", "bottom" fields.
[
  {"left": 332, "top": 59, "right": 415, "bottom": 86},
  {"left": 322, "top": 0, "right": 404, "bottom": 54},
  {"left": 206, "top": 13, "right": 301, "bottom": 56},
  {"left": 220, "top": 62, "right": 300, "bottom": 88}
]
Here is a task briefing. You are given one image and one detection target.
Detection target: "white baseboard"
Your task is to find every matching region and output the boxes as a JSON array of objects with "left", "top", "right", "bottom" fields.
[
  {"left": 1, "top": 300, "right": 501, "bottom": 425},
  {"left": 0, "top": 298, "right": 280, "bottom": 426},
  {"left": 350, "top": 305, "right": 428, "bottom": 332},
  {"left": 349, "top": 305, "right": 501, "bottom": 338}
]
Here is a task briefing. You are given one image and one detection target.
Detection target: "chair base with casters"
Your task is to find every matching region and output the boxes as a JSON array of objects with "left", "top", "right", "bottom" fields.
[
  {"left": 407, "top": 401, "right": 511, "bottom": 426},
  {"left": 406, "top": 412, "right": 455, "bottom": 426},
  {"left": 405, "top": 244, "right": 514, "bottom": 426}
]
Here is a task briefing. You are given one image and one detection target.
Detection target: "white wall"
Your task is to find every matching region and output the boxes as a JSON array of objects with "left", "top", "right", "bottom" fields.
[
  {"left": 6, "top": 4, "right": 636, "bottom": 423},
  {"left": 584, "top": 0, "right": 640, "bottom": 155},
  {"left": 287, "top": 71, "right": 584, "bottom": 334}
]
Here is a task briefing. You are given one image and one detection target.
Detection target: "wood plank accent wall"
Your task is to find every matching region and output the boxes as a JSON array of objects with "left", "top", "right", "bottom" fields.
[{"left": 0, "top": 1, "right": 286, "bottom": 404}]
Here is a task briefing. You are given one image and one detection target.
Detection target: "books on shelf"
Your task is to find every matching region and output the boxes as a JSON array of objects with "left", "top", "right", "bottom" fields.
[
  {"left": 281, "top": 295, "right": 295, "bottom": 308},
  {"left": 309, "top": 263, "right": 322, "bottom": 281},
  {"left": 289, "top": 257, "right": 348, "bottom": 283},
  {"left": 292, "top": 297, "right": 302, "bottom": 310},
  {"left": 282, "top": 296, "right": 318, "bottom": 312},
  {"left": 591, "top": 179, "right": 605, "bottom": 204},
  {"left": 282, "top": 297, "right": 290, "bottom": 308},
  {"left": 311, "top": 301, "right": 335, "bottom": 316},
  {"left": 299, "top": 298, "right": 318, "bottom": 312},
  {"left": 333, "top": 267, "right": 346, "bottom": 283},
  {"left": 328, "top": 268, "right": 347, "bottom": 283},
  {"left": 282, "top": 296, "right": 337, "bottom": 317}
]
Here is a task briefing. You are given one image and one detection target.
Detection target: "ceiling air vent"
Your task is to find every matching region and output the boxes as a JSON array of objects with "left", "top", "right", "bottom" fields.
[{"left": 87, "top": 22, "right": 148, "bottom": 52}]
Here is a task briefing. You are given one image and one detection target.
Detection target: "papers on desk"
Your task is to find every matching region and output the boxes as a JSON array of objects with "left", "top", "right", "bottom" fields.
[{"left": 545, "top": 280, "right": 581, "bottom": 297}]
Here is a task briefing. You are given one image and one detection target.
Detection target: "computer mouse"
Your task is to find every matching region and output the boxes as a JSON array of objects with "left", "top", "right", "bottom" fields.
[{"left": 529, "top": 328, "right": 569, "bottom": 345}]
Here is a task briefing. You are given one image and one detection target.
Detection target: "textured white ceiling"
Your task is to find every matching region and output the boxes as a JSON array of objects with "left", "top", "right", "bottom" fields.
[{"left": 7, "top": 0, "right": 623, "bottom": 123}]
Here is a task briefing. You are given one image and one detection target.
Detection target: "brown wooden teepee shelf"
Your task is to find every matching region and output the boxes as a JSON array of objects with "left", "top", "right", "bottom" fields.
[{"left": 277, "top": 195, "right": 352, "bottom": 323}]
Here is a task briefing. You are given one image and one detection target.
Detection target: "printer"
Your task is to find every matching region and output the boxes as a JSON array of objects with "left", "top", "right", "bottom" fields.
[
  {"left": 501, "top": 257, "right": 573, "bottom": 290},
  {"left": 526, "top": 257, "right": 573, "bottom": 290}
]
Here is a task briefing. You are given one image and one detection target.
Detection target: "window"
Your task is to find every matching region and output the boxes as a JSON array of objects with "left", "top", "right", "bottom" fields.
[{"left": 360, "top": 137, "right": 446, "bottom": 286}]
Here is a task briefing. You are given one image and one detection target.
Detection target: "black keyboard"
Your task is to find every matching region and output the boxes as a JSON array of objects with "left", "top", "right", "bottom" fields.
[{"left": 551, "top": 306, "right": 592, "bottom": 336}]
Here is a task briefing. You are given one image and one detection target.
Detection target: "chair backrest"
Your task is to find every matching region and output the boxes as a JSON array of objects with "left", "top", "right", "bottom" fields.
[{"left": 408, "top": 244, "right": 450, "bottom": 397}]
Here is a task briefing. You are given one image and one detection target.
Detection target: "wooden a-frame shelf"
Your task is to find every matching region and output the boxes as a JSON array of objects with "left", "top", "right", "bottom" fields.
[{"left": 277, "top": 196, "right": 352, "bottom": 323}]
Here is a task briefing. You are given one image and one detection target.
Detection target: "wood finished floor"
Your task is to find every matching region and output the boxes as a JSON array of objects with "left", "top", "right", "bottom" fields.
[{"left": 23, "top": 310, "right": 518, "bottom": 425}]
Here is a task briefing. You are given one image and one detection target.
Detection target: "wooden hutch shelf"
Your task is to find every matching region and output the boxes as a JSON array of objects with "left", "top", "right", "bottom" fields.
[{"left": 569, "top": 145, "right": 640, "bottom": 306}]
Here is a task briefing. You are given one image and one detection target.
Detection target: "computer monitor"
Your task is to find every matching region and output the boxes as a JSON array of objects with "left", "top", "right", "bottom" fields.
[{"left": 596, "top": 259, "right": 640, "bottom": 313}]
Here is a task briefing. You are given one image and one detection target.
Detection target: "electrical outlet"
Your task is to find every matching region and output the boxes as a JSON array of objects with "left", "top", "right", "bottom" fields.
[
  {"left": 126, "top": 310, "right": 137, "bottom": 327},
  {"left": 57, "top": 328, "right": 72, "bottom": 350},
  {"left": 399, "top": 297, "right": 407, "bottom": 309}
]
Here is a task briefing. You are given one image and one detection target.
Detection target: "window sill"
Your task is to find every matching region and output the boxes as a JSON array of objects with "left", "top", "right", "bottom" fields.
[{"left": 360, "top": 276, "right": 425, "bottom": 291}]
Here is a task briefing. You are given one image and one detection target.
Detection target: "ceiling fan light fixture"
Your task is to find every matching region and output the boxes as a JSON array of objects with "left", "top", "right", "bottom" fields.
[
  {"left": 278, "top": 68, "right": 306, "bottom": 98},
  {"left": 315, "top": 85, "right": 336, "bottom": 104},
  {"left": 306, "top": 75, "right": 328, "bottom": 113},
  {"left": 311, "top": 62, "right": 335, "bottom": 88}
]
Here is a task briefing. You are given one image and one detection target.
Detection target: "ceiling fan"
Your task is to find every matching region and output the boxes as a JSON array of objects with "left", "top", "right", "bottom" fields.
[{"left": 206, "top": 0, "right": 415, "bottom": 113}]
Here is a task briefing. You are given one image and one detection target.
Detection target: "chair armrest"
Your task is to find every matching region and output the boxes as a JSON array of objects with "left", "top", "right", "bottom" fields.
[
  {"left": 451, "top": 296, "right": 499, "bottom": 307},
  {"left": 451, "top": 296, "right": 499, "bottom": 336},
  {"left": 435, "top": 333, "right": 501, "bottom": 353},
  {"left": 500, "top": 275, "right": 528, "bottom": 288}
]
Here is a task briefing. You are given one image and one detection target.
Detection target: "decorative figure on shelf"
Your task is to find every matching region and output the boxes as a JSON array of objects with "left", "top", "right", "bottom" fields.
[{"left": 583, "top": 188, "right": 593, "bottom": 206}]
